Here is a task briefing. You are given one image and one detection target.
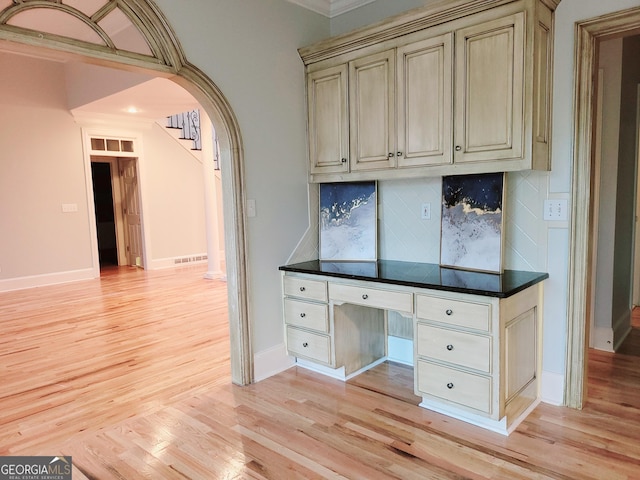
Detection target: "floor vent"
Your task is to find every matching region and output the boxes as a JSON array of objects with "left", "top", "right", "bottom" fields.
[{"left": 174, "top": 255, "right": 208, "bottom": 265}]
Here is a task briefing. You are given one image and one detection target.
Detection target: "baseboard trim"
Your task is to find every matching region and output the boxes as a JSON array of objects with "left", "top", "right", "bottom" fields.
[
  {"left": 0, "top": 268, "right": 96, "bottom": 293},
  {"left": 253, "top": 343, "right": 295, "bottom": 382},
  {"left": 540, "top": 370, "right": 564, "bottom": 406}
]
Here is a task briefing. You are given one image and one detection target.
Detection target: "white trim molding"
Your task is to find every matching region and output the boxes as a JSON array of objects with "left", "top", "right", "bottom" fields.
[
  {"left": 0, "top": 268, "right": 95, "bottom": 293},
  {"left": 286, "top": 0, "right": 376, "bottom": 17},
  {"left": 253, "top": 343, "right": 295, "bottom": 382}
]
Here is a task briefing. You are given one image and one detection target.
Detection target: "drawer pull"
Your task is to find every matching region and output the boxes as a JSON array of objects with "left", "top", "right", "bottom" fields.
[
  {"left": 447, "top": 382, "right": 454, "bottom": 389},
  {"left": 445, "top": 309, "right": 453, "bottom": 316},
  {"left": 446, "top": 344, "right": 454, "bottom": 351},
  {"left": 300, "top": 312, "right": 306, "bottom": 318},
  {"left": 362, "top": 294, "right": 369, "bottom": 300},
  {"left": 302, "top": 342, "right": 309, "bottom": 348},
  {"left": 299, "top": 286, "right": 306, "bottom": 292}
]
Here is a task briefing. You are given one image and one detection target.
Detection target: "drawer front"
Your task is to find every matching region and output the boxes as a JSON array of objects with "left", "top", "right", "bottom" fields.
[
  {"left": 329, "top": 283, "right": 413, "bottom": 313},
  {"left": 416, "top": 295, "right": 490, "bottom": 331},
  {"left": 284, "top": 276, "right": 328, "bottom": 302},
  {"left": 284, "top": 298, "right": 329, "bottom": 332},
  {"left": 417, "top": 360, "right": 491, "bottom": 414},
  {"left": 416, "top": 323, "right": 491, "bottom": 373},
  {"left": 286, "top": 326, "right": 331, "bottom": 364}
]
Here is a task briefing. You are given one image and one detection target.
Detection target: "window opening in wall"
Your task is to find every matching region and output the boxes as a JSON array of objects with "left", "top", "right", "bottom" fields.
[{"left": 90, "top": 137, "right": 136, "bottom": 154}]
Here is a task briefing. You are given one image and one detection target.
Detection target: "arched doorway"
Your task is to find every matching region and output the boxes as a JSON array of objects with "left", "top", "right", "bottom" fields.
[{"left": 0, "top": 0, "right": 252, "bottom": 385}]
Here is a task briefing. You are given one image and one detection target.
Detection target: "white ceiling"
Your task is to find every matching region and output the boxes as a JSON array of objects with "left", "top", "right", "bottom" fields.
[{"left": 70, "top": 77, "right": 200, "bottom": 120}]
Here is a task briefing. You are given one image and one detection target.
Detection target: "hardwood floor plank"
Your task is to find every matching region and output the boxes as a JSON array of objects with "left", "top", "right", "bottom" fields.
[{"left": 2, "top": 266, "right": 640, "bottom": 478}]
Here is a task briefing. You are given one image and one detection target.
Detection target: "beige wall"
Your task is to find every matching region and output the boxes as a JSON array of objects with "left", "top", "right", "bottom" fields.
[
  {"left": 141, "top": 123, "right": 207, "bottom": 263},
  {"left": 0, "top": 52, "right": 92, "bottom": 279},
  {"left": 0, "top": 51, "right": 210, "bottom": 290}
]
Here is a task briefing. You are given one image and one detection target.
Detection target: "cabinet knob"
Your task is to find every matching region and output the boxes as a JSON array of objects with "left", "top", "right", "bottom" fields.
[
  {"left": 455, "top": 145, "right": 461, "bottom": 151},
  {"left": 341, "top": 158, "right": 347, "bottom": 163},
  {"left": 302, "top": 342, "right": 309, "bottom": 348},
  {"left": 388, "top": 152, "right": 394, "bottom": 158},
  {"left": 300, "top": 313, "right": 306, "bottom": 318},
  {"left": 397, "top": 151, "right": 403, "bottom": 157},
  {"left": 299, "top": 286, "right": 306, "bottom": 292},
  {"left": 445, "top": 309, "right": 453, "bottom": 316},
  {"left": 446, "top": 344, "right": 454, "bottom": 351},
  {"left": 447, "top": 382, "right": 454, "bottom": 389},
  {"left": 362, "top": 294, "right": 369, "bottom": 300}
]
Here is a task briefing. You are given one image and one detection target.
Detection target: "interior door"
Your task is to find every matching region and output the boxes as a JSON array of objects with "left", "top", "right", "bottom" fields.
[{"left": 119, "top": 158, "right": 144, "bottom": 268}]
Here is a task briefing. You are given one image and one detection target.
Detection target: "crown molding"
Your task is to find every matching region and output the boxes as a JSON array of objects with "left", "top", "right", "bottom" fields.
[{"left": 286, "top": 0, "right": 377, "bottom": 18}]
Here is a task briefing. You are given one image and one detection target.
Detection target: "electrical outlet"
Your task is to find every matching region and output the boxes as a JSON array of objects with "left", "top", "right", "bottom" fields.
[
  {"left": 543, "top": 199, "right": 568, "bottom": 221},
  {"left": 421, "top": 203, "right": 431, "bottom": 220}
]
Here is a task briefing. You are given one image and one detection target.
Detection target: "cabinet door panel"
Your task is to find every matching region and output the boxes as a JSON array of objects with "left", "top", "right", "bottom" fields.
[
  {"left": 308, "top": 65, "right": 349, "bottom": 174},
  {"left": 505, "top": 307, "right": 537, "bottom": 401},
  {"left": 350, "top": 50, "right": 396, "bottom": 171},
  {"left": 397, "top": 33, "right": 452, "bottom": 167},
  {"left": 454, "top": 12, "right": 524, "bottom": 163}
]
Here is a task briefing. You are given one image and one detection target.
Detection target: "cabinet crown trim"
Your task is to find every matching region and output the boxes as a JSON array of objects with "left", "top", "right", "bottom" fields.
[{"left": 298, "top": 0, "right": 560, "bottom": 65}]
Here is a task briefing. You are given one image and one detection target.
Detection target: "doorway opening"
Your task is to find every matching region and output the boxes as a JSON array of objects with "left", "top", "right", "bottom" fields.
[
  {"left": 91, "top": 155, "right": 144, "bottom": 271},
  {"left": 91, "top": 161, "right": 118, "bottom": 268},
  {"left": 567, "top": 6, "right": 640, "bottom": 409}
]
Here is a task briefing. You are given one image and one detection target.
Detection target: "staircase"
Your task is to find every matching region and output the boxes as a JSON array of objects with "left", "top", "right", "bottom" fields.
[
  {"left": 166, "top": 109, "right": 202, "bottom": 150},
  {"left": 165, "top": 109, "right": 220, "bottom": 171}
]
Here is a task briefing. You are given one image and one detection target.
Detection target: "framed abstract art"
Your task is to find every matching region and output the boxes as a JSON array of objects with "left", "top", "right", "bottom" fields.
[
  {"left": 440, "top": 173, "right": 505, "bottom": 273},
  {"left": 319, "top": 181, "right": 377, "bottom": 262}
]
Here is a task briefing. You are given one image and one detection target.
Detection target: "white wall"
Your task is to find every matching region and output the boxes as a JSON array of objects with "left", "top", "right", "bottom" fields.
[{"left": 0, "top": 51, "right": 213, "bottom": 290}]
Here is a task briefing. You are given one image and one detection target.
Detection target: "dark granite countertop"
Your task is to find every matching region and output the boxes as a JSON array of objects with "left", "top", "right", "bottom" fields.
[{"left": 279, "top": 260, "right": 548, "bottom": 298}]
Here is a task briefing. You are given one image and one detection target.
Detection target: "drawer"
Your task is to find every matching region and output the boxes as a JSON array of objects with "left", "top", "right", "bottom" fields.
[
  {"left": 284, "top": 276, "right": 328, "bottom": 302},
  {"left": 329, "top": 283, "right": 413, "bottom": 313},
  {"left": 286, "top": 326, "right": 331, "bottom": 364},
  {"left": 416, "top": 323, "right": 491, "bottom": 373},
  {"left": 284, "top": 298, "right": 329, "bottom": 332},
  {"left": 417, "top": 360, "right": 491, "bottom": 414},
  {"left": 416, "top": 295, "right": 490, "bottom": 331}
]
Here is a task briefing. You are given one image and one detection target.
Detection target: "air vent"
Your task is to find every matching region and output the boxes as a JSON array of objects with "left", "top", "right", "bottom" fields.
[{"left": 173, "top": 255, "right": 208, "bottom": 264}]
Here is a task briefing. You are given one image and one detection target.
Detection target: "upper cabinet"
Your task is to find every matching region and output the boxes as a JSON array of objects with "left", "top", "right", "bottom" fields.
[
  {"left": 307, "top": 64, "right": 349, "bottom": 175},
  {"left": 454, "top": 13, "right": 524, "bottom": 165},
  {"left": 300, "top": 0, "right": 559, "bottom": 183},
  {"left": 350, "top": 50, "right": 397, "bottom": 172}
]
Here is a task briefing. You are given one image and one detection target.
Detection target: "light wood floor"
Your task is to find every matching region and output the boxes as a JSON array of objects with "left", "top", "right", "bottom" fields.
[{"left": 1, "top": 267, "right": 639, "bottom": 479}]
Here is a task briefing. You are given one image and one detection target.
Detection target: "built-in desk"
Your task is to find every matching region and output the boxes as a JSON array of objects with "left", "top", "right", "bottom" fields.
[{"left": 279, "top": 260, "right": 548, "bottom": 435}]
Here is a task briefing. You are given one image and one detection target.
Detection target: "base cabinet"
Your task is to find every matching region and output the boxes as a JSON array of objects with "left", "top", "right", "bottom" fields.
[
  {"left": 281, "top": 270, "right": 544, "bottom": 434},
  {"left": 415, "top": 286, "right": 542, "bottom": 434}
]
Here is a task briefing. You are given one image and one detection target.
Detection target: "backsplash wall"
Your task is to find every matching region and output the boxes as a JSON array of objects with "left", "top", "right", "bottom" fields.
[{"left": 287, "top": 170, "right": 549, "bottom": 274}]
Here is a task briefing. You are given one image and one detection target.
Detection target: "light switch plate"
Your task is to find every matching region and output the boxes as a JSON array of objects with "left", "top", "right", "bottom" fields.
[
  {"left": 543, "top": 199, "right": 568, "bottom": 221},
  {"left": 61, "top": 203, "right": 78, "bottom": 213}
]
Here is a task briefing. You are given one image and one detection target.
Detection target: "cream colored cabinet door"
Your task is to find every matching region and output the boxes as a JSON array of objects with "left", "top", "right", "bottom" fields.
[
  {"left": 454, "top": 12, "right": 525, "bottom": 164},
  {"left": 307, "top": 64, "right": 349, "bottom": 175},
  {"left": 349, "top": 50, "right": 396, "bottom": 171},
  {"left": 397, "top": 33, "right": 453, "bottom": 168}
]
